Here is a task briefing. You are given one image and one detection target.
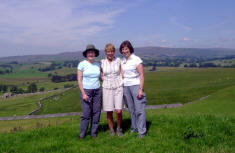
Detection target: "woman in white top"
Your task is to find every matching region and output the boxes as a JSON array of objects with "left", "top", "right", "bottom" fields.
[
  {"left": 120, "top": 40, "right": 146, "bottom": 138},
  {"left": 101, "top": 43, "right": 123, "bottom": 136}
]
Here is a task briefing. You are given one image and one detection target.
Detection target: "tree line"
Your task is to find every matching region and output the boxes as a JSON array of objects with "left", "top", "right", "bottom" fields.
[
  {"left": 0, "top": 83, "right": 41, "bottom": 94},
  {"left": 0, "top": 64, "right": 13, "bottom": 75},
  {"left": 50, "top": 74, "right": 77, "bottom": 83},
  {"left": 38, "top": 61, "right": 79, "bottom": 72},
  {"left": 143, "top": 55, "right": 235, "bottom": 69}
]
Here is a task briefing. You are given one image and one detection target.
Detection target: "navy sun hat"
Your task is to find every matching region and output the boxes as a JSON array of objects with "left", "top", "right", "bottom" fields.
[{"left": 83, "top": 44, "right": 99, "bottom": 57}]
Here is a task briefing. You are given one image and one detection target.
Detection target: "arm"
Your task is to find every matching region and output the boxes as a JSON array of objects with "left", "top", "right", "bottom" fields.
[
  {"left": 119, "top": 58, "right": 124, "bottom": 78},
  {"left": 77, "top": 70, "right": 89, "bottom": 102},
  {"left": 120, "top": 65, "right": 124, "bottom": 78},
  {"left": 100, "top": 68, "right": 103, "bottom": 82},
  {"left": 137, "top": 63, "right": 144, "bottom": 99}
]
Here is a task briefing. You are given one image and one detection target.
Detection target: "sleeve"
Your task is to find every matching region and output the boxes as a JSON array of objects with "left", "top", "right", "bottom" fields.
[
  {"left": 77, "top": 62, "right": 84, "bottom": 71},
  {"left": 135, "top": 56, "right": 143, "bottom": 67}
]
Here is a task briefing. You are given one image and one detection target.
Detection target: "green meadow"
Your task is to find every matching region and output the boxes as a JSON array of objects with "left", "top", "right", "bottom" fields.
[
  {"left": 0, "top": 62, "right": 77, "bottom": 92},
  {"left": 209, "top": 58, "right": 235, "bottom": 66},
  {"left": 0, "top": 91, "right": 62, "bottom": 117},
  {"left": 0, "top": 84, "right": 234, "bottom": 153},
  {"left": 0, "top": 68, "right": 235, "bottom": 153},
  {"left": 33, "top": 68, "right": 235, "bottom": 115}
]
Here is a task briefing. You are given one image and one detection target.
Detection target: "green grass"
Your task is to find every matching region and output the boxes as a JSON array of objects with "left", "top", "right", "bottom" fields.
[
  {"left": 162, "top": 85, "right": 235, "bottom": 116},
  {"left": 0, "top": 112, "right": 234, "bottom": 153},
  {"left": 146, "top": 68, "right": 235, "bottom": 105},
  {"left": 1, "top": 68, "right": 235, "bottom": 117},
  {"left": 0, "top": 63, "right": 76, "bottom": 93},
  {"left": 2, "top": 85, "right": 235, "bottom": 133},
  {"left": 46, "top": 67, "right": 77, "bottom": 76},
  {"left": 0, "top": 65, "right": 50, "bottom": 91},
  {"left": 37, "top": 81, "right": 77, "bottom": 91},
  {"left": 35, "top": 68, "right": 235, "bottom": 115},
  {"left": 0, "top": 91, "right": 61, "bottom": 117},
  {"left": 0, "top": 117, "right": 73, "bottom": 133},
  {"left": 209, "top": 58, "right": 235, "bottom": 66},
  {"left": 0, "top": 81, "right": 235, "bottom": 152},
  {"left": 0, "top": 68, "right": 48, "bottom": 79},
  {"left": 35, "top": 87, "right": 80, "bottom": 115}
]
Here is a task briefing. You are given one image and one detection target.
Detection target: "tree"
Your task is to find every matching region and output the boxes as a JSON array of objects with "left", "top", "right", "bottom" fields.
[
  {"left": 199, "top": 63, "right": 217, "bottom": 68},
  {"left": 27, "top": 83, "right": 37, "bottom": 93},
  {"left": 10, "top": 85, "right": 18, "bottom": 94},
  {"left": 48, "top": 73, "right": 52, "bottom": 77},
  {"left": 2, "top": 85, "right": 8, "bottom": 93},
  {"left": 16, "top": 88, "right": 25, "bottom": 94},
  {"left": 39, "top": 87, "right": 45, "bottom": 92}
]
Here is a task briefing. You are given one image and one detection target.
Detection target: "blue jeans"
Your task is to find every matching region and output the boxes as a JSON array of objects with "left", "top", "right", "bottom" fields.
[
  {"left": 80, "top": 88, "right": 102, "bottom": 137},
  {"left": 123, "top": 85, "right": 146, "bottom": 135}
]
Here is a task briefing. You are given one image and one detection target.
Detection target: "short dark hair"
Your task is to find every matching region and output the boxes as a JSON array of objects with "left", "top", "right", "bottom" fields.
[{"left": 119, "top": 40, "right": 134, "bottom": 54}]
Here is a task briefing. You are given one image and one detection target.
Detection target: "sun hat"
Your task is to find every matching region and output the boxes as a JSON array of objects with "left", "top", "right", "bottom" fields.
[{"left": 83, "top": 44, "right": 99, "bottom": 57}]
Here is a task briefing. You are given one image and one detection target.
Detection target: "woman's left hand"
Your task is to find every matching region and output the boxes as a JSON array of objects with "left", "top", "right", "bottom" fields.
[{"left": 137, "top": 89, "right": 143, "bottom": 99}]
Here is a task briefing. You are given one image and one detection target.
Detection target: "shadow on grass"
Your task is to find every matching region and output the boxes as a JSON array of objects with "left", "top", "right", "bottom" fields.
[{"left": 97, "top": 118, "right": 152, "bottom": 133}]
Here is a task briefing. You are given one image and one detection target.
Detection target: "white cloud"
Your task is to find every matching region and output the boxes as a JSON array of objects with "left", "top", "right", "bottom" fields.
[
  {"left": 0, "top": 0, "right": 124, "bottom": 50},
  {"left": 183, "top": 37, "right": 190, "bottom": 41},
  {"left": 170, "top": 17, "right": 192, "bottom": 31}
]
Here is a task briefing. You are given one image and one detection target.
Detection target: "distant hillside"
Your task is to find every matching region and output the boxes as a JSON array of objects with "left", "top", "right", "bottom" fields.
[
  {"left": 1, "top": 47, "right": 235, "bottom": 63},
  {"left": 135, "top": 47, "right": 235, "bottom": 59}
]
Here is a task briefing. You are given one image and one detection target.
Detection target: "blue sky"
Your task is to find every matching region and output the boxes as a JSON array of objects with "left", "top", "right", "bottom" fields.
[{"left": 0, "top": 0, "right": 235, "bottom": 57}]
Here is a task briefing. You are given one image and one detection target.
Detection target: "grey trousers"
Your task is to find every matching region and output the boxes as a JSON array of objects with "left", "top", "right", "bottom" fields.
[
  {"left": 123, "top": 85, "right": 146, "bottom": 135},
  {"left": 80, "top": 88, "right": 102, "bottom": 137}
]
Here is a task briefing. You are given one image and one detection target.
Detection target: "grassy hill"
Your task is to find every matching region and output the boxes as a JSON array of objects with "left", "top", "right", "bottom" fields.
[
  {"left": 0, "top": 85, "right": 234, "bottom": 153},
  {"left": 1, "top": 47, "right": 235, "bottom": 63},
  {"left": 32, "top": 68, "right": 235, "bottom": 115},
  {"left": 35, "top": 87, "right": 80, "bottom": 115},
  {"left": 0, "top": 90, "right": 62, "bottom": 117},
  {"left": 1, "top": 68, "right": 235, "bottom": 117}
]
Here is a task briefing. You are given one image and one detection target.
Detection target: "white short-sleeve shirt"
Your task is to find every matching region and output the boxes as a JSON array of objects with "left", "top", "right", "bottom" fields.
[{"left": 121, "top": 54, "right": 143, "bottom": 86}]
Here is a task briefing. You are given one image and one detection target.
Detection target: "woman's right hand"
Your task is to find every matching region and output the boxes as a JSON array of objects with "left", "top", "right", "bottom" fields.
[{"left": 83, "top": 94, "right": 89, "bottom": 102}]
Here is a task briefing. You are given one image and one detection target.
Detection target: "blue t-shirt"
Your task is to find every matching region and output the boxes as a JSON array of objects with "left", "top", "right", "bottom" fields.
[{"left": 77, "top": 60, "right": 101, "bottom": 89}]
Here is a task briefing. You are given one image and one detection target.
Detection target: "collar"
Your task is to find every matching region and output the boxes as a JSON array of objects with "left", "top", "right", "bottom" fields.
[
  {"left": 123, "top": 53, "right": 134, "bottom": 63},
  {"left": 106, "top": 57, "right": 116, "bottom": 62}
]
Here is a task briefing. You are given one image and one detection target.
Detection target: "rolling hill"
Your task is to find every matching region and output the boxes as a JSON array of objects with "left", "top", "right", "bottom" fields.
[{"left": 1, "top": 47, "right": 235, "bottom": 63}]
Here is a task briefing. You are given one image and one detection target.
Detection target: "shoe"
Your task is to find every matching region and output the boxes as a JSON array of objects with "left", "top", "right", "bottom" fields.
[
  {"left": 116, "top": 128, "right": 123, "bottom": 137},
  {"left": 138, "top": 134, "right": 145, "bottom": 139},
  {"left": 130, "top": 129, "right": 137, "bottom": 133},
  {"left": 110, "top": 129, "right": 115, "bottom": 136}
]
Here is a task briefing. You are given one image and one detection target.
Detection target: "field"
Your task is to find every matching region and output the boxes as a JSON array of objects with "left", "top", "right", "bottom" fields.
[
  {"left": 0, "top": 84, "right": 234, "bottom": 153},
  {"left": 1, "top": 68, "right": 235, "bottom": 116},
  {"left": 0, "top": 67, "right": 235, "bottom": 153},
  {"left": 0, "top": 90, "right": 62, "bottom": 117},
  {"left": 32, "top": 68, "right": 235, "bottom": 115},
  {"left": 208, "top": 58, "right": 235, "bottom": 66},
  {"left": 0, "top": 62, "right": 77, "bottom": 93}
]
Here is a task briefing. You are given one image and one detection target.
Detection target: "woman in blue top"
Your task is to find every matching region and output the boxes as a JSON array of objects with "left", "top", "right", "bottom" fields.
[{"left": 77, "top": 44, "right": 102, "bottom": 139}]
